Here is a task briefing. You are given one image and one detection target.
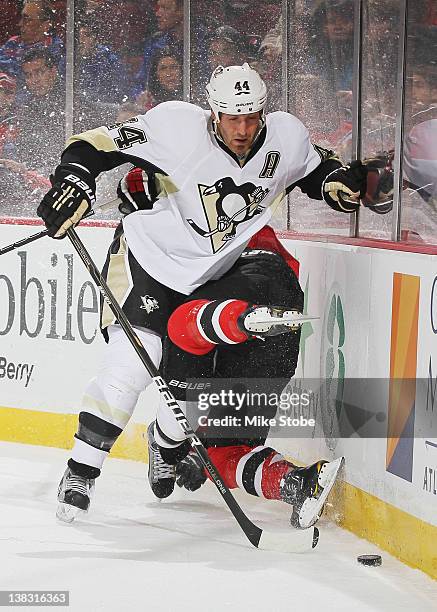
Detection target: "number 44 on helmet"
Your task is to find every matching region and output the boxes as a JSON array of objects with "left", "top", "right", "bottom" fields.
[{"left": 205, "top": 63, "right": 267, "bottom": 119}]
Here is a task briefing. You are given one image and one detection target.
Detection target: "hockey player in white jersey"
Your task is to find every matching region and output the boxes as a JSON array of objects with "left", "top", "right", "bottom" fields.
[{"left": 36, "top": 64, "right": 365, "bottom": 525}]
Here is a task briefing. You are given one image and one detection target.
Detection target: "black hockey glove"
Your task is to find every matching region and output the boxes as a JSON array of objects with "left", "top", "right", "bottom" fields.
[
  {"left": 117, "top": 167, "right": 158, "bottom": 215},
  {"left": 322, "top": 160, "right": 368, "bottom": 213},
  {"left": 176, "top": 451, "right": 207, "bottom": 492},
  {"left": 37, "top": 163, "right": 96, "bottom": 238},
  {"left": 361, "top": 152, "right": 394, "bottom": 214}
]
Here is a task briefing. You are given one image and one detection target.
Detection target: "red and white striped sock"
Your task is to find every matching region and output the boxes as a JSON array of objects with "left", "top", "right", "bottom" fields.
[
  {"left": 206, "top": 445, "right": 294, "bottom": 499},
  {"left": 168, "top": 298, "right": 250, "bottom": 355}
]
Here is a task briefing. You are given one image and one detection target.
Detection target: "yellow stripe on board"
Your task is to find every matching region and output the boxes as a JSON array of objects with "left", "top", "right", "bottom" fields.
[
  {"left": 0, "top": 406, "right": 147, "bottom": 463},
  {"left": 327, "top": 479, "right": 437, "bottom": 581},
  {"left": 1, "top": 406, "right": 436, "bottom": 580}
]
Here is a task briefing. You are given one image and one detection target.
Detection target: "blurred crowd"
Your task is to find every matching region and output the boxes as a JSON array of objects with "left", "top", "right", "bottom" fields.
[{"left": 0, "top": 0, "right": 436, "bottom": 237}]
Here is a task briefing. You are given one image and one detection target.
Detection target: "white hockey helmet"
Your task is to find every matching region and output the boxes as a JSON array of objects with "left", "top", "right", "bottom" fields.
[{"left": 206, "top": 63, "right": 267, "bottom": 121}]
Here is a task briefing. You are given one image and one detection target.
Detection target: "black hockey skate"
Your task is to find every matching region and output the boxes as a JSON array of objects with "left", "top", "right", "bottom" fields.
[
  {"left": 280, "top": 457, "right": 344, "bottom": 529},
  {"left": 147, "top": 422, "right": 176, "bottom": 499},
  {"left": 56, "top": 467, "right": 95, "bottom": 523},
  {"left": 238, "top": 305, "right": 318, "bottom": 338}
]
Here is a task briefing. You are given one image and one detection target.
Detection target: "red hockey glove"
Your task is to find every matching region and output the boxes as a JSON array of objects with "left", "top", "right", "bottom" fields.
[{"left": 117, "top": 167, "right": 158, "bottom": 215}]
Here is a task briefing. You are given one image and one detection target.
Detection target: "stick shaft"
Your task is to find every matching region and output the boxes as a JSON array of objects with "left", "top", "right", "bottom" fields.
[
  {"left": 0, "top": 228, "right": 49, "bottom": 255},
  {"left": 0, "top": 197, "right": 120, "bottom": 256}
]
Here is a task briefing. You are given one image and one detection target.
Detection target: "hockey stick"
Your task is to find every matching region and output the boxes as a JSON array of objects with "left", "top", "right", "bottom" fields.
[
  {"left": 66, "top": 226, "right": 319, "bottom": 553},
  {"left": 0, "top": 197, "right": 120, "bottom": 256},
  {"left": 0, "top": 224, "right": 55, "bottom": 255}
]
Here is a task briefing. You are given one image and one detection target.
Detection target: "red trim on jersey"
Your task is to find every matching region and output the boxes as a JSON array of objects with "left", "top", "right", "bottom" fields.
[
  {"left": 217, "top": 300, "right": 249, "bottom": 343},
  {"left": 247, "top": 225, "right": 300, "bottom": 277},
  {"left": 167, "top": 299, "right": 215, "bottom": 355}
]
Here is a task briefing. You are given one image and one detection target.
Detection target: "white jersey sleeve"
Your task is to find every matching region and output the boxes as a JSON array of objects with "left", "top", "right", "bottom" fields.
[{"left": 65, "top": 101, "right": 209, "bottom": 177}]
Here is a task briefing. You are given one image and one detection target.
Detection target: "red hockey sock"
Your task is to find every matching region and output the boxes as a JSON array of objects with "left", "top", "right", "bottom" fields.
[
  {"left": 168, "top": 299, "right": 250, "bottom": 355},
  {"left": 206, "top": 445, "right": 293, "bottom": 499}
]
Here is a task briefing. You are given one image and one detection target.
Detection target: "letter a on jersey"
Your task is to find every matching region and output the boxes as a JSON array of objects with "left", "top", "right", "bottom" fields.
[{"left": 187, "top": 177, "right": 269, "bottom": 253}]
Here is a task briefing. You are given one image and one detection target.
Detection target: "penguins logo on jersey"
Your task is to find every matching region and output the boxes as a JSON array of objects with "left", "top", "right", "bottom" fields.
[
  {"left": 140, "top": 295, "right": 159, "bottom": 313},
  {"left": 188, "top": 177, "right": 269, "bottom": 253}
]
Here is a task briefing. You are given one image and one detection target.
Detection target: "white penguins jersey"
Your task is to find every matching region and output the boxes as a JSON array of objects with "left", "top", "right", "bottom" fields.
[{"left": 67, "top": 101, "right": 321, "bottom": 294}]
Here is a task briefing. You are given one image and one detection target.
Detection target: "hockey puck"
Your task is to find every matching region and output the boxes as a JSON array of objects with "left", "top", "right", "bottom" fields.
[{"left": 357, "top": 554, "right": 382, "bottom": 566}]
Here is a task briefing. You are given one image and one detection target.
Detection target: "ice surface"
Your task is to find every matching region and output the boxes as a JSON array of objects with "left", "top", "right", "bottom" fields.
[{"left": 0, "top": 442, "right": 436, "bottom": 612}]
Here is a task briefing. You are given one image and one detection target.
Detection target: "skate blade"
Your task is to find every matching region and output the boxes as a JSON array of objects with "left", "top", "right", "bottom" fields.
[
  {"left": 56, "top": 502, "right": 86, "bottom": 523},
  {"left": 298, "top": 457, "right": 345, "bottom": 529},
  {"left": 245, "top": 308, "right": 319, "bottom": 333}
]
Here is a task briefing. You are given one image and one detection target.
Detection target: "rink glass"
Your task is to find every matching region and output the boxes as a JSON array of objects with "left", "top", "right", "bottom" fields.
[
  {"left": 0, "top": 0, "right": 435, "bottom": 247},
  {"left": 399, "top": 2, "right": 437, "bottom": 246},
  {"left": 0, "top": 0, "right": 67, "bottom": 217}
]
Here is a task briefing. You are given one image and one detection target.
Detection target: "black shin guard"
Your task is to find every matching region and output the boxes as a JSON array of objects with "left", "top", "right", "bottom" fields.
[
  {"left": 75, "top": 412, "right": 122, "bottom": 452},
  {"left": 69, "top": 412, "right": 123, "bottom": 479}
]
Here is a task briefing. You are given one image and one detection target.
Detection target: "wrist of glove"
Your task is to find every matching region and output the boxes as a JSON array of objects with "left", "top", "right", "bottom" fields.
[
  {"left": 117, "top": 167, "right": 158, "bottom": 216},
  {"left": 322, "top": 160, "right": 368, "bottom": 213},
  {"left": 175, "top": 451, "right": 207, "bottom": 492},
  {"left": 361, "top": 152, "right": 394, "bottom": 214},
  {"left": 37, "top": 163, "right": 96, "bottom": 238}
]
